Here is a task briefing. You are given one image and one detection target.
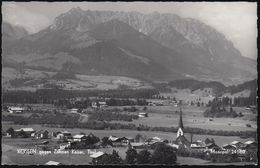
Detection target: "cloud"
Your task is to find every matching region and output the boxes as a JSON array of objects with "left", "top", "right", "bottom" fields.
[{"left": 2, "top": 2, "right": 51, "bottom": 34}]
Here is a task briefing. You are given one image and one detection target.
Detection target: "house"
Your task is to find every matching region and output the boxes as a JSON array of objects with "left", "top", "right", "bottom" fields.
[
  {"left": 138, "top": 112, "right": 148, "bottom": 118},
  {"left": 230, "top": 141, "right": 244, "bottom": 149},
  {"left": 145, "top": 137, "right": 162, "bottom": 145},
  {"left": 120, "top": 137, "right": 133, "bottom": 146},
  {"left": 15, "top": 128, "right": 35, "bottom": 137},
  {"left": 130, "top": 142, "right": 145, "bottom": 149},
  {"left": 244, "top": 141, "right": 257, "bottom": 149},
  {"left": 190, "top": 140, "right": 206, "bottom": 149},
  {"left": 71, "top": 108, "right": 78, "bottom": 113},
  {"left": 34, "top": 130, "right": 49, "bottom": 139},
  {"left": 206, "top": 143, "right": 221, "bottom": 151},
  {"left": 73, "top": 134, "right": 87, "bottom": 142},
  {"left": 92, "top": 101, "right": 108, "bottom": 108},
  {"left": 56, "top": 131, "right": 72, "bottom": 140},
  {"left": 8, "top": 107, "right": 25, "bottom": 113},
  {"left": 108, "top": 136, "right": 130, "bottom": 146},
  {"left": 45, "top": 161, "right": 62, "bottom": 165},
  {"left": 90, "top": 151, "right": 107, "bottom": 165},
  {"left": 108, "top": 135, "right": 119, "bottom": 142},
  {"left": 222, "top": 144, "right": 236, "bottom": 151}
]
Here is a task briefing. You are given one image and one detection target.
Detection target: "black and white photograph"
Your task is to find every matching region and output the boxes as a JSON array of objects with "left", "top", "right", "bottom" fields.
[{"left": 1, "top": 1, "right": 258, "bottom": 165}]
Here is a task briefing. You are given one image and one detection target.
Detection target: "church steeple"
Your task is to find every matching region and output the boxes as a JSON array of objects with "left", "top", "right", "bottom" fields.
[
  {"left": 179, "top": 107, "right": 184, "bottom": 129},
  {"left": 177, "top": 106, "right": 184, "bottom": 137}
]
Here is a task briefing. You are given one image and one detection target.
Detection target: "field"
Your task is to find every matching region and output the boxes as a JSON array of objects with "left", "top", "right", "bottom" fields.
[
  {"left": 2, "top": 67, "right": 152, "bottom": 90},
  {"left": 110, "top": 105, "right": 257, "bottom": 131}
]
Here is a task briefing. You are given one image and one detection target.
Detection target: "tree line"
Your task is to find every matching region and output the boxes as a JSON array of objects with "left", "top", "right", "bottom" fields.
[{"left": 2, "top": 88, "right": 158, "bottom": 104}]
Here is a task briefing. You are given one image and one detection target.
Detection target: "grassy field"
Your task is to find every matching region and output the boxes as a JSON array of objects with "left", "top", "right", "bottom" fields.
[
  {"left": 2, "top": 67, "right": 151, "bottom": 91},
  {"left": 110, "top": 105, "right": 257, "bottom": 131}
]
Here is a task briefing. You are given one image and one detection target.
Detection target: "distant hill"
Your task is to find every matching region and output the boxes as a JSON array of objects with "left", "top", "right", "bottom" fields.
[{"left": 168, "top": 79, "right": 257, "bottom": 97}]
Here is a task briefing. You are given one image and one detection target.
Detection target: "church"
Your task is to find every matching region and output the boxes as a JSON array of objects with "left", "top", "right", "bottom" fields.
[{"left": 175, "top": 107, "right": 191, "bottom": 148}]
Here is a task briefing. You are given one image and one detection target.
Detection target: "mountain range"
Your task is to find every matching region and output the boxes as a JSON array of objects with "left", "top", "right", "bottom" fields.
[{"left": 2, "top": 7, "right": 257, "bottom": 85}]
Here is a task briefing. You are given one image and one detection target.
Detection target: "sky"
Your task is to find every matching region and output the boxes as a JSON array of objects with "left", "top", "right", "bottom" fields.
[{"left": 2, "top": 2, "right": 257, "bottom": 59}]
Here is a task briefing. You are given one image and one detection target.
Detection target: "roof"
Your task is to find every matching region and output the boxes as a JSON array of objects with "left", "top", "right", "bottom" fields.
[
  {"left": 244, "top": 141, "right": 256, "bottom": 145},
  {"left": 90, "top": 151, "right": 105, "bottom": 158},
  {"left": 222, "top": 144, "right": 236, "bottom": 148},
  {"left": 16, "top": 128, "right": 34, "bottom": 132},
  {"left": 176, "top": 135, "right": 190, "bottom": 146},
  {"left": 45, "top": 161, "right": 61, "bottom": 165},
  {"left": 8, "top": 107, "right": 24, "bottom": 110},
  {"left": 99, "top": 102, "right": 106, "bottom": 105},
  {"left": 178, "top": 108, "right": 184, "bottom": 129},
  {"left": 109, "top": 136, "right": 119, "bottom": 142},
  {"left": 36, "top": 130, "right": 48, "bottom": 134},
  {"left": 131, "top": 142, "right": 144, "bottom": 147},
  {"left": 169, "top": 143, "right": 179, "bottom": 149},
  {"left": 152, "top": 137, "right": 161, "bottom": 140},
  {"left": 73, "top": 134, "right": 86, "bottom": 139},
  {"left": 230, "top": 141, "right": 241, "bottom": 145}
]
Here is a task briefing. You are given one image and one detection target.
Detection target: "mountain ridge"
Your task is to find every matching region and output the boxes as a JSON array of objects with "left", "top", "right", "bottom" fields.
[{"left": 2, "top": 8, "right": 257, "bottom": 85}]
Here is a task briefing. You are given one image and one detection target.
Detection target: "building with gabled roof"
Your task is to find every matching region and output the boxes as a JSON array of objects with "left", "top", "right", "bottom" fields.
[{"left": 73, "top": 134, "right": 87, "bottom": 142}]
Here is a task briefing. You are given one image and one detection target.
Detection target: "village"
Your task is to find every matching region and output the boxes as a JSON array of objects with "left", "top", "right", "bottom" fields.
[{"left": 2, "top": 101, "right": 257, "bottom": 165}]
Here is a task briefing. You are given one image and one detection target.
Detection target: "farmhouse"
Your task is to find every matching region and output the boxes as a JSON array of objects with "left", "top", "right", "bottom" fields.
[
  {"left": 34, "top": 130, "right": 49, "bottom": 139},
  {"left": 230, "top": 141, "right": 244, "bottom": 149},
  {"left": 92, "top": 101, "right": 108, "bottom": 108},
  {"left": 206, "top": 142, "right": 221, "bottom": 151},
  {"left": 56, "top": 131, "right": 72, "bottom": 140},
  {"left": 146, "top": 136, "right": 163, "bottom": 145},
  {"left": 138, "top": 112, "right": 148, "bottom": 118},
  {"left": 90, "top": 151, "right": 107, "bottom": 165},
  {"left": 244, "top": 141, "right": 257, "bottom": 149},
  {"left": 222, "top": 144, "right": 236, "bottom": 151},
  {"left": 73, "top": 134, "right": 87, "bottom": 142},
  {"left": 71, "top": 108, "right": 78, "bottom": 113},
  {"left": 8, "top": 107, "right": 25, "bottom": 113},
  {"left": 190, "top": 140, "right": 206, "bottom": 149},
  {"left": 15, "top": 128, "right": 35, "bottom": 137}
]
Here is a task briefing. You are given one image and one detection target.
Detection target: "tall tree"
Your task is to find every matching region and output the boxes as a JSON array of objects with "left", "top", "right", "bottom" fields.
[
  {"left": 151, "top": 143, "right": 177, "bottom": 164},
  {"left": 125, "top": 148, "right": 138, "bottom": 164},
  {"left": 137, "top": 149, "right": 151, "bottom": 164}
]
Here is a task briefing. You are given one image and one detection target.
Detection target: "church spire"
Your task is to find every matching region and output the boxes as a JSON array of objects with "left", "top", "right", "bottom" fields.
[
  {"left": 179, "top": 106, "right": 184, "bottom": 130},
  {"left": 177, "top": 105, "right": 184, "bottom": 137}
]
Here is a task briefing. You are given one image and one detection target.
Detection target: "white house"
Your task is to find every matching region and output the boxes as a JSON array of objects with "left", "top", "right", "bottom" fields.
[
  {"left": 71, "top": 108, "right": 78, "bottom": 113},
  {"left": 73, "top": 134, "right": 87, "bottom": 142},
  {"left": 8, "top": 107, "right": 25, "bottom": 113},
  {"left": 138, "top": 112, "right": 148, "bottom": 118},
  {"left": 91, "top": 101, "right": 108, "bottom": 108}
]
